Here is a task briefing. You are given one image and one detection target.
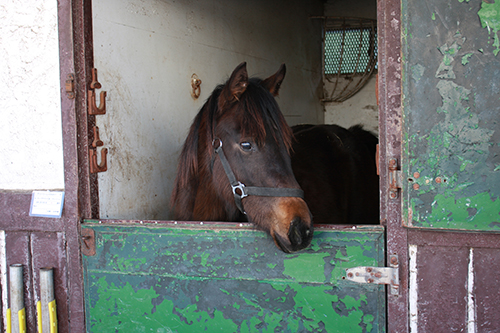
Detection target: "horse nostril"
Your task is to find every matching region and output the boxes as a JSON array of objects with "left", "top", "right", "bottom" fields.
[
  {"left": 289, "top": 221, "right": 303, "bottom": 246},
  {"left": 288, "top": 217, "right": 312, "bottom": 249}
]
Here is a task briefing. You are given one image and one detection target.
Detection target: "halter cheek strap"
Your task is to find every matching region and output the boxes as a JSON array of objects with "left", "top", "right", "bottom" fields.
[{"left": 213, "top": 138, "right": 304, "bottom": 215}]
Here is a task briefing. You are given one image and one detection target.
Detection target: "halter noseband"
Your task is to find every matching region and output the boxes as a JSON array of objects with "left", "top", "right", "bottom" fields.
[{"left": 213, "top": 138, "right": 304, "bottom": 215}]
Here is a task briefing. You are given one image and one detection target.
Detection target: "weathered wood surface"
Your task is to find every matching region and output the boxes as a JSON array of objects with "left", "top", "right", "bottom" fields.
[
  {"left": 83, "top": 223, "right": 385, "bottom": 332},
  {"left": 402, "top": 0, "right": 500, "bottom": 231}
]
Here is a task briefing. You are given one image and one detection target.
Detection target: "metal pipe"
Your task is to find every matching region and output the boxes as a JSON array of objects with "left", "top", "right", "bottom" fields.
[
  {"left": 39, "top": 267, "right": 58, "bottom": 333},
  {"left": 9, "top": 264, "right": 26, "bottom": 333}
]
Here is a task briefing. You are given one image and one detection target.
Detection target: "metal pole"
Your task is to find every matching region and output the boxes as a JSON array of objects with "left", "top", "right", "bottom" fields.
[
  {"left": 39, "top": 267, "right": 58, "bottom": 333},
  {"left": 9, "top": 264, "right": 26, "bottom": 333}
]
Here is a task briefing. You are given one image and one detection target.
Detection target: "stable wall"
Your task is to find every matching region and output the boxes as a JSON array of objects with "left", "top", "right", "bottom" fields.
[
  {"left": 0, "top": 0, "right": 64, "bottom": 190},
  {"left": 92, "top": 0, "right": 324, "bottom": 220},
  {"left": 324, "top": 75, "right": 379, "bottom": 134}
]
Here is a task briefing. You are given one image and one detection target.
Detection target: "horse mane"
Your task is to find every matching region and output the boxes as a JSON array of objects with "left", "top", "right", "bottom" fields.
[{"left": 170, "top": 77, "right": 293, "bottom": 220}]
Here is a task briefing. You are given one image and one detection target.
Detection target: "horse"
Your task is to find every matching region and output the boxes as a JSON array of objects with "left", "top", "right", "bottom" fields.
[
  {"left": 290, "top": 124, "right": 379, "bottom": 225},
  {"left": 171, "top": 62, "right": 313, "bottom": 253}
]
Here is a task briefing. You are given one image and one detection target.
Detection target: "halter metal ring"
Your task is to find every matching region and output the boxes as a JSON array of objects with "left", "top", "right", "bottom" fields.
[
  {"left": 232, "top": 182, "right": 248, "bottom": 199},
  {"left": 212, "top": 137, "right": 222, "bottom": 151}
]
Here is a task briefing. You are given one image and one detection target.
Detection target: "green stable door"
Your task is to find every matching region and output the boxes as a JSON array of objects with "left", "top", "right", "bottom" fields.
[
  {"left": 401, "top": 0, "right": 500, "bottom": 232},
  {"left": 82, "top": 223, "right": 386, "bottom": 332}
]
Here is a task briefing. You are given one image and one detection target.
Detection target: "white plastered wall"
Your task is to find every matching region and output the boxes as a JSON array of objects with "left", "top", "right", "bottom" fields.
[
  {"left": 92, "top": 0, "right": 324, "bottom": 220},
  {"left": 323, "top": 0, "right": 379, "bottom": 134},
  {"left": 324, "top": 75, "right": 378, "bottom": 134},
  {"left": 0, "top": 0, "right": 64, "bottom": 190},
  {"left": 0, "top": 1, "right": 63, "bottom": 324}
]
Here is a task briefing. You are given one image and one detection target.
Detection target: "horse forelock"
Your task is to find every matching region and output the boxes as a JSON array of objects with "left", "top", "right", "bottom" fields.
[{"left": 235, "top": 79, "right": 293, "bottom": 152}]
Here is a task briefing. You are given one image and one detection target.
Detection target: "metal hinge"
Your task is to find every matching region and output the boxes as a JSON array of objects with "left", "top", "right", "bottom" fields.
[
  {"left": 345, "top": 254, "right": 400, "bottom": 295},
  {"left": 388, "top": 158, "right": 403, "bottom": 199},
  {"left": 65, "top": 73, "right": 75, "bottom": 99}
]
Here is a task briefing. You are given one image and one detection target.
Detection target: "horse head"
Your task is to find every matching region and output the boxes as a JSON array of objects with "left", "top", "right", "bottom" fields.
[{"left": 171, "top": 62, "right": 313, "bottom": 253}]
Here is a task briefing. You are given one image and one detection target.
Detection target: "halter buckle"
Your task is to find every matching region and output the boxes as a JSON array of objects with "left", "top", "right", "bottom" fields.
[{"left": 232, "top": 182, "right": 248, "bottom": 199}]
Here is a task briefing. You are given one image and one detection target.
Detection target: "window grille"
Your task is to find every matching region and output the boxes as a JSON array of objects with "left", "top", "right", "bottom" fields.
[
  {"left": 325, "top": 29, "right": 377, "bottom": 75},
  {"left": 321, "top": 17, "right": 377, "bottom": 102}
]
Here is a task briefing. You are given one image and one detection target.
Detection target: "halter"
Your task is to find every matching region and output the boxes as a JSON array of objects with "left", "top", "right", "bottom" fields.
[{"left": 213, "top": 138, "right": 304, "bottom": 215}]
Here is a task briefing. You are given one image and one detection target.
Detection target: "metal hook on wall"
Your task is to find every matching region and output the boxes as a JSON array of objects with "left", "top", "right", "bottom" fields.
[
  {"left": 191, "top": 74, "right": 202, "bottom": 99},
  {"left": 88, "top": 68, "right": 107, "bottom": 115},
  {"left": 90, "top": 68, "right": 102, "bottom": 89},
  {"left": 89, "top": 126, "right": 107, "bottom": 173},
  {"left": 92, "top": 126, "right": 104, "bottom": 148},
  {"left": 88, "top": 90, "right": 107, "bottom": 115},
  {"left": 89, "top": 147, "right": 108, "bottom": 173}
]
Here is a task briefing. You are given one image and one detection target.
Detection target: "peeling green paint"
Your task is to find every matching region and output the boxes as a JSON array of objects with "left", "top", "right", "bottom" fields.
[
  {"left": 402, "top": 0, "right": 500, "bottom": 231},
  {"left": 83, "top": 224, "right": 385, "bottom": 332},
  {"left": 283, "top": 253, "right": 329, "bottom": 281},
  {"left": 411, "top": 192, "right": 500, "bottom": 230},
  {"left": 406, "top": 77, "right": 498, "bottom": 228},
  {"left": 461, "top": 53, "right": 473, "bottom": 65},
  {"left": 411, "top": 64, "right": 425, "bottom": 82},
  {"left": 436, "top": 40, "right": 462, "bottom": 79},
  {"left": 478, "top": 1, "right": 500, "bottom": 56}
]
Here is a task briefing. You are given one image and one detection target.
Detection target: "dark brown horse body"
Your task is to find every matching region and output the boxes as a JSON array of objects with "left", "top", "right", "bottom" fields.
[
  {"left": 171, "top": 62, "right": 379, "bottom": 253},
  {"left": 171, "top": 63, "right": 313, "bottom": 253},
  {"left": 291, "top": 124, "right": 379, "bottom": 225}
]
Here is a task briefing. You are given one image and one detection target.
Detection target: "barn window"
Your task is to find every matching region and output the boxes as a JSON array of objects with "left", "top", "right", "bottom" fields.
[
  {"left": 322, "top": 17, "right": 377, "bottom": 102},
  {"left": 324, "top": 28, "right": 377, "bottom": 75}
]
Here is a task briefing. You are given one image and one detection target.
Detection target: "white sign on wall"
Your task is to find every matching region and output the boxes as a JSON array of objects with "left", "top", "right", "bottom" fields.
[{"left": 29, "top": 191, "right": 65, "bottom": 218}]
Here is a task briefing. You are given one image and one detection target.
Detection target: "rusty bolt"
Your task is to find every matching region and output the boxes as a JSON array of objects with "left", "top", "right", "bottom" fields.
[
  {"left": 413, "top": 172, "right": 420, "bottom": 179},
  {"left": 367, "top": 278, "right": 374, "bottom": 283},
  {"left": 355, "top": 272, "right": 360, "bottom": 276},
  {"left": 375, "top": 272, "right": 382, "bottom": 278},
  {"left": 435, "top": 177, "right": 442, "bottom": 184},
  {"left": 390, "top": 192, "right": 397, "bottom": 199},
  {"left": 347, "top": 272, "right": 353, "bottom": 278},
  {"left": 366, "top": 267, "right": 372, "bottom": 273},
  {"left": 413, "top": 184, "right": 420, "bottom": 190},
  {"left": 391, "top": 256, "right": 398, "bottom": 265}
]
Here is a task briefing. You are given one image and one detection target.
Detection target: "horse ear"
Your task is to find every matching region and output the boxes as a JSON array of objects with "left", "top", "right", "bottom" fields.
[
  {"left": 219, "top": 62, "right": 249, "bottom": 110},
  {"left": 262, "top": 63, "right": 286, "bottom": 96}
]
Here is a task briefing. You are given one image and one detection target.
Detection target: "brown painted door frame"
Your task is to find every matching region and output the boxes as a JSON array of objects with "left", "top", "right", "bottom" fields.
[
  {"left": 69, "top": 0, "right": 409, "bottom": 331},
  {"left": 377, "top": 0, "right": 410, "bottom": 331}
]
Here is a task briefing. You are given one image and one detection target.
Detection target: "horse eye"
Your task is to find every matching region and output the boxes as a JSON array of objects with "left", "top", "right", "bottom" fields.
[{"left": 240, "top": 142, "right": 252, "bottom": 151}]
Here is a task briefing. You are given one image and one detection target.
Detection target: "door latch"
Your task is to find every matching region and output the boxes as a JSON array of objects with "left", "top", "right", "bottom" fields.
[
  {"left": 81, "top": 228, "right": 96, "bottom": 256},
  {"left": 345, "top": 254, "right": 399, "bottom": 295}
]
